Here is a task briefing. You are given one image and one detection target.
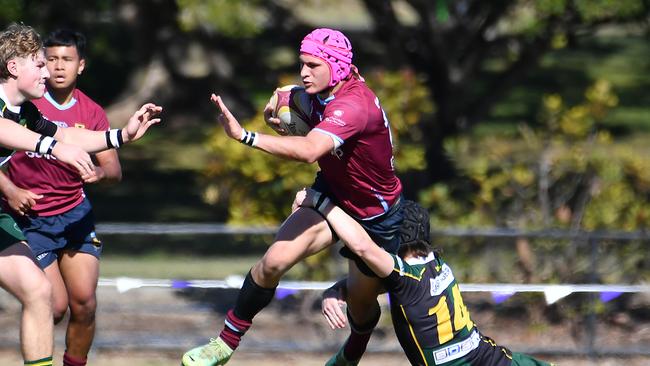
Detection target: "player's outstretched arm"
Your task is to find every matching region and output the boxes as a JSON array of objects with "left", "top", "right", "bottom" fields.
[
  {"left": 0, "top": 117, "right": 95, "bottom": 176},
  {"left": 53, "top": 103, "right": 162, "bottom": 153},
  {"left": 211, "top": 94, "right": 332, "bottom": 163},
  {"left": 296, "top": 188, "right": 394, "bottom": 277},
  {"left": 0, "top": 117, "right": 50, "bottom": 152}
]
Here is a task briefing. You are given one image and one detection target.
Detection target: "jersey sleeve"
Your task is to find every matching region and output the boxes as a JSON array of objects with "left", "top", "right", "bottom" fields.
[
  {"left": 381, "top": 254, "right": 409, "bottom": 293},
  {"left": 21, "top": 101, "right": 57, "bottom": 136},
  {"left": 312, "top": 99, "right": 367, "bottom": 144}
]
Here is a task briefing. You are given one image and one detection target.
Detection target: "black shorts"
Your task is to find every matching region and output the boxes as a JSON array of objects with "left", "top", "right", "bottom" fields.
[{"left": 311, "top": 174, "right": 404, "bottom": 277}]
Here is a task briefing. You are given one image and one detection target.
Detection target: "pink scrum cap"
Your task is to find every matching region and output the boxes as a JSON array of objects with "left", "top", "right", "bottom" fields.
[{"left": 300, "top": 28, "right": 353, "bottom": 87}]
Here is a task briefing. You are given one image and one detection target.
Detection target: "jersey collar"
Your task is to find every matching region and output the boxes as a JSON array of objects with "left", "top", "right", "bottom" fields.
[
  {"left": 44, "top": 90, "right": 77, "bottom": 110},
  {"left": 0, "top": 85, "right": 21, "bottom": 114},
  {"left": 404, "top": 252, "right": 436, "bottom": 265}
]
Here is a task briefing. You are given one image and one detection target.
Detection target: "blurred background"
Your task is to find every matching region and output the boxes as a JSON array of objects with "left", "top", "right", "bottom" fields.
[{"left": 1, "top": 0, "right": 649, "bottom": 365}]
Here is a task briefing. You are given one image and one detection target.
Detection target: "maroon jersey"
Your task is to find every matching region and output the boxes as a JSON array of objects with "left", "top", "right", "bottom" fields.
[
  {"left": 7, "top": 89, "right": 109, "bottom": 216},
  {"left": 310, "top": 77, "right": 402, "bottom": 219}
]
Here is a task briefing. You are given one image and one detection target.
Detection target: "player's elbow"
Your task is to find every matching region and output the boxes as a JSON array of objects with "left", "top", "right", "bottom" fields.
[
  {"left": 302, "top": 153, "right": 320, "bottom": 164},
  {"left": 295, "top": 146, "right": 323, "bottom": 164},
  {"left": 346, "top": 237, "right": 375, "bottom": 258},
  {"left": 103, "top": 167, "right": 123, "bottom": 184},
  {"left": 108, "top": 172, "right": 123, "bottom": 183}
]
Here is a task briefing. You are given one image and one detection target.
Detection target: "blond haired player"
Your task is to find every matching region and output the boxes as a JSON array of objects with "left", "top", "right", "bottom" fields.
[{"left": 0, "top": 23, "right": 161, "bottom": 366}]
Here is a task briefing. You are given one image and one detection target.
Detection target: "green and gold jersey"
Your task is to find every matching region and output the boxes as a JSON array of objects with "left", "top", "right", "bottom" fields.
[
  {"left": 0, "top": 97, "right": 57, "bottom": 162},
  {"left": 382, "top": 254, "right": 553, "bottom": 366},
  {"left": 383, "top": 253, "right": 475, "bottom": 365}
]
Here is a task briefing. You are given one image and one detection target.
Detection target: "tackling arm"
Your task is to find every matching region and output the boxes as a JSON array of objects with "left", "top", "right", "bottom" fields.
[{"left": 298, "top": 189, "right": 394, "bottom": 277}]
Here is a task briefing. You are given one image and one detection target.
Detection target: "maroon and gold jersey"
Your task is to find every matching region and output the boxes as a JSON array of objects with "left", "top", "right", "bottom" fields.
[
  {"left": 309, "top": 77, "right": 402, "bottom": 219},
  {"left": 7, "top": 89, "right": 109, "bottom": 216}
]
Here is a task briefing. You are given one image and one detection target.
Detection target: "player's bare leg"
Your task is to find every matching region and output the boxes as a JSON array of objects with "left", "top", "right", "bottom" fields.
[
  {"left": 44, "top": 261, "right": 69, "bottom": 324},
  {"left": 182, "top": 207, "right": 335, "bottom": 366},
  {"left": 0, "top": 242, "right": 54, "bottom": 364},
  {"left": 58, "top": 251, "right": 99, "bottom": 366}
]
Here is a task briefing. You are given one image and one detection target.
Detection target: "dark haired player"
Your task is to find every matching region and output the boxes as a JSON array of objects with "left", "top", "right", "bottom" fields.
[
  {"left": 296, "top": 191, "right": 554, "bottom": 366},
  {"left": 0, "top": 23, "right": 161, "bottom": 366},
  {"left": 0, "top": 28, "right": 122, "bottom": 366}
]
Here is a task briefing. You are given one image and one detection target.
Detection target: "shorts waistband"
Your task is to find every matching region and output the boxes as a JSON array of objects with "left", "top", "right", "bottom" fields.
[{"left": 432, "top": 330, "right": 480, "bottom": 365}]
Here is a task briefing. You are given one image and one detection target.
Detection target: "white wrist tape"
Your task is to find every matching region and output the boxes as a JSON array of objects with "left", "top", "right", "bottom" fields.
[
  {"left": 105, "top": 129, "right": 123, "bottom": 149},
  {"left": 240, "top": 128, "right": 258, "bottom": 147},
  {"left": 35, "top": 135, "right": 57, "bottom": 155}
]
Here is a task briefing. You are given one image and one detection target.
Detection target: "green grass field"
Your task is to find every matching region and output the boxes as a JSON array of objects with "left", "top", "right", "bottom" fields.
[
  {"left": 99, "top": 254, "right": 259, "bottom": 279},
  {"left": 99, "top": 254, "right": 325, "bottom": 280}
]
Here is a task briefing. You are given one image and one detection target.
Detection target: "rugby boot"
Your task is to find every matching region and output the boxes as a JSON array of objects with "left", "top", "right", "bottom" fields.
[
  {"left": 325, "top": 346, "right": 359, "bottom": 366},
  {"left": 182, "top": 337, "right": 233, "bottom": 366}
]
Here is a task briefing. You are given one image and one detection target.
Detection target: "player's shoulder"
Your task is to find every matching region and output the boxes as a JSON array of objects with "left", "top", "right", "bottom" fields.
[
  {"left": 325, "top": 88, "right": 368, "bottom": 118},
  {"left": 74, "top": 89, "right": 105, "bottom": 112},
  {"left": 20, "top": 100, "right": 40, "bottom": 118},
  {"left": 392, "top": 255, "right": 421, "bottom": 277}
]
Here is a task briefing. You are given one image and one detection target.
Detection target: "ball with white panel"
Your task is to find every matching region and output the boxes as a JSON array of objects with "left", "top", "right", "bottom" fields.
[{"left": 268, "top": 85, "right": 312, "bottom": 136}]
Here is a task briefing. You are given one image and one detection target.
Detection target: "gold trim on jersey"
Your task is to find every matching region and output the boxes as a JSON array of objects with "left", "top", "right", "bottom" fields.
[{"left": 400, "top": 304, "right": 429, "bottom": 366}]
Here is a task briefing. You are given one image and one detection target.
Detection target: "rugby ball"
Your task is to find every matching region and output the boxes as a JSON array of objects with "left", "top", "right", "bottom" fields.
[{"left": 268, "top": 85, "right": 312, "bottom": 136}]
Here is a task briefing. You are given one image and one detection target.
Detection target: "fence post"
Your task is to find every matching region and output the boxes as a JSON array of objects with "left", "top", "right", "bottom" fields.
[{"left": 585, "top": 235, "right": 599, "bottom": 358}]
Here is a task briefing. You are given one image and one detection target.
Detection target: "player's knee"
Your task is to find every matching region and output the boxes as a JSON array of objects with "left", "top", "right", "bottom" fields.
[
  {"left": 69, "top": 295, "right": 97, "bottom": 321},
  {"left": 53, "top": 309, "right": 66, "bottom": 324},
  {"left": 21, "top": 275, "right": 52, "bottom": 309},
  {"left": 347, "top": 295, "right": 379, "bottom": 313},
  {"left": 257, "top": 254, "right": 291, "bottom": 281}
]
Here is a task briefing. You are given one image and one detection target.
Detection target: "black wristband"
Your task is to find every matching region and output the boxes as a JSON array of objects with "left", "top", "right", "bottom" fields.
[{"left": 312, "top": 192, "right": 331, "bottom": 215}]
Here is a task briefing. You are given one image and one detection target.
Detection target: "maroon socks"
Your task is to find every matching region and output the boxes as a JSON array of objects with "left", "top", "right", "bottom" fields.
[
  {"left": 219, "top": 309, "right": 252, "bottom": 350},
  {"left": 63, "top": 352, "right": 87, "bottom": 366}
]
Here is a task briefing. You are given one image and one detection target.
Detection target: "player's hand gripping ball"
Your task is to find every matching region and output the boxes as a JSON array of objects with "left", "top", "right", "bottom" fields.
[{"left": 268, "top": 85, "right": 312, "bottom": 136}]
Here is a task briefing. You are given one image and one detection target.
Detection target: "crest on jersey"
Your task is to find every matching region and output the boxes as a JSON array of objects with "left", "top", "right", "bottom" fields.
[{"left": 75, "top": 123, "right": 86, "bottom": 129}]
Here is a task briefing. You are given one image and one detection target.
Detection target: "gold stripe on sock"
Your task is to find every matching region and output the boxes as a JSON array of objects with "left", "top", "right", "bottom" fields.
[{"left": 24, "top": 356, "right": 53, "bottom": 366}]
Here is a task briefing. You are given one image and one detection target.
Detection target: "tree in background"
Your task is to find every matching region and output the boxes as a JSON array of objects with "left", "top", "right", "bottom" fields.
[{"left": 1, "top": 0, "right": 648, "bottom": 225}]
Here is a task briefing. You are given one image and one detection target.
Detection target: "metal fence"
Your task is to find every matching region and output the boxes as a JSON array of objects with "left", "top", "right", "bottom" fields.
[{"left": 92, "top": 223, "right": 650, "bottom": 358}]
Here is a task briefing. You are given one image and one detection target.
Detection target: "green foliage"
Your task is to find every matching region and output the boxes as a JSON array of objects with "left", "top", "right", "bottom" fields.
[
  {"left": 574, "top": 0, "right": 646, "bottom": 20},
  {"left": 365, "top": 69, "right": 434, "bottom": 172},
  {"left": 422, "top": 80, "right": 650, "bottom": 232},
  {"left": 202, "top": 107, "right": 317, "bottom": 225},
  {"left": 0, "top": 0, "right": 22, "bottom": 22},
  {"left": 177, "top": 0, "right": 268, "bottom": 37}
]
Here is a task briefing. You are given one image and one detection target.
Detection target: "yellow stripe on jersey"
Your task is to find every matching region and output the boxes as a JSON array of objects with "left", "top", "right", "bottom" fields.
[
  {"left": 401, "top": 304, "right": 429, "bottom": 366},
  {"left": 392, "top": 266, "right": 427, "bottom": 281}
]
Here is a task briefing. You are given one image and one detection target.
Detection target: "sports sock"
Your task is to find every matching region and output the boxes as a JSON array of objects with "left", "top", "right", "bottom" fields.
[
  {"left": 63, "top": 351, "right": 87, "bottom": 366},
  {"left": 219, "top": 271, "right": 275, "bottom": 350},
  {"left": 342, "top": 307, "right": 380, "bottom": 362},
  {"left": 219, "top": 309, "right": 252, "bottom": 350},
  {"left": 24, "top": 356, "right": 53, "bottom": 366}
]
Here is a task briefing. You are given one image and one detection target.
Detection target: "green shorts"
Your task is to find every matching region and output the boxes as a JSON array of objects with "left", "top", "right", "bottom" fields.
[{"left": 0, "top": 211, "right": 26, "bottom": 252}]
